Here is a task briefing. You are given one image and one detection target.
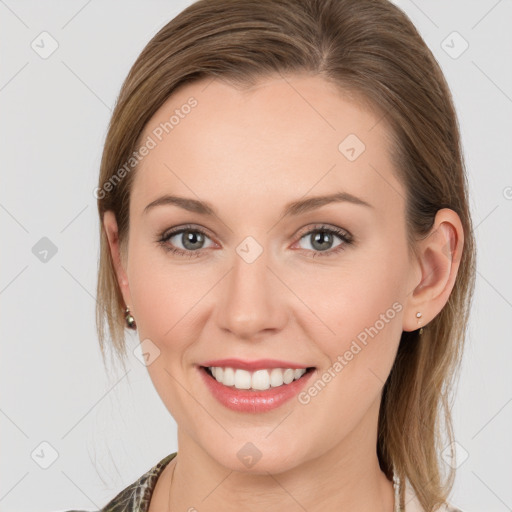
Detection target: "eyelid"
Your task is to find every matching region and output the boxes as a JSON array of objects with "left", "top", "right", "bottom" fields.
[
  {"left": 295, "top": 223, "right": 352, "bottom": 241},
  {"left": 161, "top": 223, "right": 214, "bottom": 241}
]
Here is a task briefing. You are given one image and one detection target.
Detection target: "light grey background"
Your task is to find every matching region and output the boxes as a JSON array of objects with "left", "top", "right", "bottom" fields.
[{"left": 1, "top": 1, "right": 511, "bottom": 511}]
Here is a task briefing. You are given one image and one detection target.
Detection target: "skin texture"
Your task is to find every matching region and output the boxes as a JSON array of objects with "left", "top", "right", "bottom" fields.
[{"left": 103, "top": 73, "right": 464, "bottom": 512}]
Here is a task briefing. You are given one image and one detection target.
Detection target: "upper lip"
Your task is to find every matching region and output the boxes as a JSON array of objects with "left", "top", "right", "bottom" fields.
[{"left": 200, "top": 358, "right": 313, "bottom": 371}]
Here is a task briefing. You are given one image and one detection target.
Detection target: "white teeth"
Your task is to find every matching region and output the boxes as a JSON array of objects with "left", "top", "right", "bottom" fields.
[
  {"left": 269, "top": 368, "right": 284, "bottom": 387},
  {"left": 234, "top": 369, "right": 251, "bottom": 389},
  {"left": 294, "top": 368, "right": 304, "bottom": 380},
  {"left": 283, "top": 368, "right": 295, "bottom": 384},
  {"left": 251, "top": 369, "right": 270, "bottom": 390},
  {"left": 222, "top": 367, "right": 235, "bottom": 386},
  {"left": 208, "top": 366, "right": 307, "bottom": 390}
]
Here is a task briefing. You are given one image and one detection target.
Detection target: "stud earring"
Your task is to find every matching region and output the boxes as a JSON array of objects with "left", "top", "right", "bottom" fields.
[
  {"left": 124, "top": 306, "right": 137, "bottom": 330},
  {"left": 416, "top": 312, "right": 424, "bottom": 335}
]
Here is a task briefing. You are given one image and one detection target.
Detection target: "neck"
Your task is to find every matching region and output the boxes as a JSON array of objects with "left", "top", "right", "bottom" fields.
[{"left": 152, "top": 399, "right": 396, "bottom": 512}]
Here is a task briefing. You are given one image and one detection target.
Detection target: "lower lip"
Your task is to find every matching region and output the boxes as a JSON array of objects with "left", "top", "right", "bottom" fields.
[{"left": 198, "top": 366, "right": 315, "bottom": 413}]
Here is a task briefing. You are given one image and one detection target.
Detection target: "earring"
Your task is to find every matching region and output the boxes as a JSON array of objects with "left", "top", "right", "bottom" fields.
[
  {"left": 416, "top": 312, "right": 424, "bottom": 335},
  {"left": 124, "top": 306, "right": 137, "bottom": 330}
]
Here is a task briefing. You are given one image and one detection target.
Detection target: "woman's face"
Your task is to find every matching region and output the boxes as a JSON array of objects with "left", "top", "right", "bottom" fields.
[{"left": 106, "top": 74, "right": 421, "bottom": 473}]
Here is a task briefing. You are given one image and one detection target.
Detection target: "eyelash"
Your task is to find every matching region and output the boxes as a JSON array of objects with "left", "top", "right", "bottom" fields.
[{"left": 156, "top": 223, "right": 353, "bottom": 259}]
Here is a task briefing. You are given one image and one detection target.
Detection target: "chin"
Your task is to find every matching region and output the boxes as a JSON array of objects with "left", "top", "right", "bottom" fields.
[{"left": 204, "top": 440, "right": 309, "bottom": 476}]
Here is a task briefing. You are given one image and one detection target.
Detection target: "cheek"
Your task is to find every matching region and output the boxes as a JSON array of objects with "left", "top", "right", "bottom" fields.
[
  {"left": 126, "top": 242, "right": 203, "bottom": 344},
  {"left": 296, "top": 250, "right": 405, "bottom": 372},
  {"left": 294, "top": 259, "right": 405, "bottom": 430},
  {"left": 126, "top": 248, "right": 208, "bottom": 415}
]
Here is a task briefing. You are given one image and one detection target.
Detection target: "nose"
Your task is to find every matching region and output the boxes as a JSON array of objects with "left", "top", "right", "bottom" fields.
[{"left": 215, "top": 247, "right": 288, "bottom": 340}]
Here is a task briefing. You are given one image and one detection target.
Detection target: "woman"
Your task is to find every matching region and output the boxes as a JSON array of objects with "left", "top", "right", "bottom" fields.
[{"left": 80, "top": 0, "right": 476, "bottom": 510}]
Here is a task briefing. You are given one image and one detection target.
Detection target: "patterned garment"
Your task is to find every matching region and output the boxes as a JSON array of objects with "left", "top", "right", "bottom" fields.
[
  {"left": 97, "top": 452, "right": 177, "bottom": 511},
  {"left": 63, "top": 452, "right": 177, "bottom": 512},
  {"left": 63, "top": 451, "right": 464, "bottom": 512}
]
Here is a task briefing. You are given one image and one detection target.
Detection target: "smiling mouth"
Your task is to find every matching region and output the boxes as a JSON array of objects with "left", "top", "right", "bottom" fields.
[{"left": 201, "top": 365, "right": 316, "bottom": 391}]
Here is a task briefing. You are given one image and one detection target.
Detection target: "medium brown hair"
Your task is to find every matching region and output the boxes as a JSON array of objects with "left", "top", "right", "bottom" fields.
[{"left": 95, "top": 0, "right": 476, "bottom": 509}]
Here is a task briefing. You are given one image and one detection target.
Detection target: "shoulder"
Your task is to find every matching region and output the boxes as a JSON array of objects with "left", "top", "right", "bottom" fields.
[
  {"left": 99, "top": 452, "right": 177, "bottom": 512},
  {"left": 403, "top": 477, "right": 465, "bottom": 512},
  {"left": 58, "top": 452, "right": 177, "bottom": 512},
  {"left": 440, "top": 504, "right": 465, "bottom": 512}
]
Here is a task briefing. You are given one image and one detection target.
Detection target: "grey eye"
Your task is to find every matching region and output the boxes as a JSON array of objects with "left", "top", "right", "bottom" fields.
[
  {"left": 298, "top": 230, "right": 343, "bottom": 252},
  {"left": 167, "top": 229, "right": 213, "bottom": 251}
]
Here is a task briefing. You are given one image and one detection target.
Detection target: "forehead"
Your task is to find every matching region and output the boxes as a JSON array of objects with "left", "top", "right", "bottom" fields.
[{"left": 131, "top": 74, "right": 404, "bottom": 215}]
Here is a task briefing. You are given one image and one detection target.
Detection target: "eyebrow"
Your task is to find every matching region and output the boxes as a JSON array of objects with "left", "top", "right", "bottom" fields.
[{"left": 143, "top": 191, "right": 373, "bottom": 217}]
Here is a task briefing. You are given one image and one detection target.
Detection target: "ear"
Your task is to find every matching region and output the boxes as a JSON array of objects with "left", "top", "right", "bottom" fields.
[
  {"left": 103, "top": 210, "right": 133, "bottom": 310},
  {"left": 402, "top": 208, "right": 464, "bottom": 332}
]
